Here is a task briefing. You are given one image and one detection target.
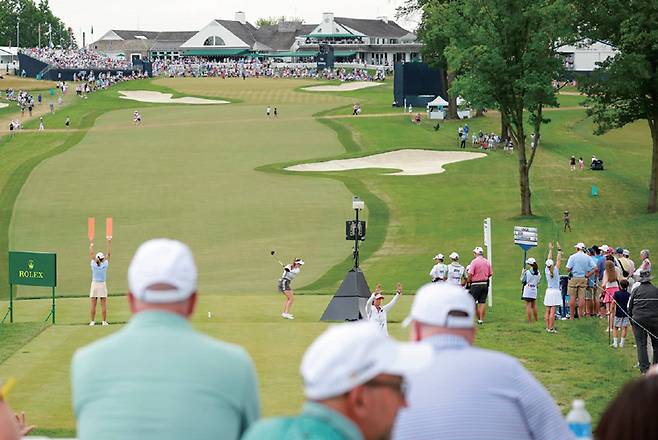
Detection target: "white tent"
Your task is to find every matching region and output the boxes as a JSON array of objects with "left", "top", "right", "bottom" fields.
[
  {"left": 428, "top": 95, "right": 449, "bottom": 107},
  {"left": 427, "top": 95, "right": 471, "bottom": 120}
]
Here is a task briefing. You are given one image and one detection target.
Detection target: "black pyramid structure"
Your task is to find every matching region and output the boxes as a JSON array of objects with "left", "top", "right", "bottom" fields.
[{"left": 320, "top": 267, "right": 371, "bottom": 321}]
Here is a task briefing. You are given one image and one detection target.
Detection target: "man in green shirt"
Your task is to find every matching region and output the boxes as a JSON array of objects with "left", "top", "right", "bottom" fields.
[
  {"left": 71, "top": 238, "right": 260, "bottom": 440},
  {"left": 243, "top": 321, "right": 431, "bottom": 440}
]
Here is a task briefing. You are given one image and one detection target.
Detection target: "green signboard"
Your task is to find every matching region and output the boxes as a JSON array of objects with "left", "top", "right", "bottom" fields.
[
  {"left": 9, "top": 251, "right": 57, "bottom": 287},
  {"left": 3, "top": 251, "right": 57, "bottom": 324}
]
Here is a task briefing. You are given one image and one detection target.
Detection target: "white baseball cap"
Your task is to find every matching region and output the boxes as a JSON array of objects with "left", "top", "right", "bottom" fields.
[
  {"left": 473, "top": 246, "right": 484, "bottom": 255},
  {"left": 449, "top": 252, "right": 459, "bottom": 260},
  {"left": 623, "top": 249, "right": 630, "bottom": 257},
  {"left": 95, "top": 252, "right": 105, "bottom": 260},
  {"left": 402, "top": 283, "right": 475, "bottom": 329},
  {"left": 434, "top": 253, "right": 444, "bottom": 260},
  {"left": 295, "top": 259, "right": 305, "bottom": 265},
  {"left": 600, "top": 244, "right": 610, "bottom": 252},
  {"left": 300, "top": 321, "right": 431, "bottom": 400},
  {"left": 374, "top": 293, "right": 385, "bottom": 300},
  {"left": 128, "top": 238, "right": 197, "bottom": 304},
  {"left": 545, "top": 258, "right": 554, "bottom": 267},
  {"left": 526, "top": 257, "right": 536, "bottom": 265},
  {"left": 575, "top": 242, "right": 586, "bottom": 250}
]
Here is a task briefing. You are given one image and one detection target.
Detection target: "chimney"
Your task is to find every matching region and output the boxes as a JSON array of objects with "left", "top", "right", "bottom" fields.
[
  {"left": 235, "top": 11, "right": 246, "bottom": 24},
  {"left": 322, "top": 12, "right": 335, "bottom": 24},
  {"left": 377, "top": 16, "right": 389, "bottom": 24}
]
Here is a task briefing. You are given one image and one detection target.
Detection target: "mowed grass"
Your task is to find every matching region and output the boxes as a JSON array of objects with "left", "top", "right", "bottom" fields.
[
  {"left": 9, "top": 82, "right": 354, "bottom": 297},
  {"left": 0, "top": 76, "right": 654, "bottom": 435}
]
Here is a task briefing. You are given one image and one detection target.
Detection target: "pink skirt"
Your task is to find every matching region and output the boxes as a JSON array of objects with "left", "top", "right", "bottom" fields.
[{"left": 603, "top": 287, "right": 618, "bottom": 304}]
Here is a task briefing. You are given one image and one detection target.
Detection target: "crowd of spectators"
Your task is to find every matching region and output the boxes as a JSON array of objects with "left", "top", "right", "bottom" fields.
[
  {"left": 22, "top": 47, "right": 131, "bottom": 70},
  {"left": 152, "top": 57, "right": 386, "bottom": 81}
]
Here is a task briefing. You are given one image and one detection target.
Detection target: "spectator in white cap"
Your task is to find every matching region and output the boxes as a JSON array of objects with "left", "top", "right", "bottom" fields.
[
  {"left": 365, "top": 282, "right": 403, "bottom": 335},
  {"left": 640, "top": 249, "right": 651, "bottom": 272},
  {"left": 447, "top": 252, "right": 466, "bottom": 286},
  {"left": 565, "top": 242, "right": 596, "bottom": 319},
  {"left": 88, "top": 235, "right": 111, "bottom": 326},
  {"left": 243, "top": 321, "right": 431, "bottom": 440},
  {"left": 521, "top": 257, "right": 541, "bottom": 323},
  {"left": 393, "top": 283, "right": 574, "bottom": 440},
  {"left": 628, "top": 270, "right": 658, "bottom": 374},
  {"left": 621, "top": 249, "right": 636, "bottom": 280},
  {"left": 72, "top": 238, "right": 260, "bottom": 440},
  {"left": 430, "top": 254, "right": 448, "bottom": 282},
  {"left": 467, "top": 246, "right": 493, "bottom": 324}
]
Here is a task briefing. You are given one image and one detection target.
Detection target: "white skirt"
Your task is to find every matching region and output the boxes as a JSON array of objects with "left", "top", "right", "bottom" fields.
[
  {"left": 90, "top": 281, "right": 108, "bottom": 298},
  {"left": 544, "top": 287, "right": 562, "bottom": 306}
]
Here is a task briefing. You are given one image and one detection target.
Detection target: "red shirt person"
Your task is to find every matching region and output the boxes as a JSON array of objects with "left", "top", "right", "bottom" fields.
[{"left": 467, "top": 246, "right": 493, "bottom": 324}]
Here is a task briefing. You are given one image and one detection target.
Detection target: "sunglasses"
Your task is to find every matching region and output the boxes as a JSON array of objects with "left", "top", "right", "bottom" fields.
[{"left": 364, "top": 378, "right": 408, "bottom": 399}]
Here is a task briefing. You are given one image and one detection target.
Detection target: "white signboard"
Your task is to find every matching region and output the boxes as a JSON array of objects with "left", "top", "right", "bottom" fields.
[
  {"left": 513, "top": 226, "right": 538, "bottom": 247},
  {"left": 483, "top": 218, "right": 492, "bottom": 247}
]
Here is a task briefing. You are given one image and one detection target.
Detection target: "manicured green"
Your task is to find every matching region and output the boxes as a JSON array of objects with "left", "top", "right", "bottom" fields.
[{"left": 0, "top": 76, "right": 654, "bottom": 436}]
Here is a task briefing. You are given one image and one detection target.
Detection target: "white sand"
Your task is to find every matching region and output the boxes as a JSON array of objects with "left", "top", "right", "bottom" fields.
[
  {"left": 0, "top": 102, "right": 8, "bottom": 109},
  {"left": 118, "top": 90, "right": 228, "bottom": 105},
  {"left": 286, "top": 149, "right": 486, "bottom": 176},
  {"left": 302, "top": 82, "right": 385, "bottom": 92}
]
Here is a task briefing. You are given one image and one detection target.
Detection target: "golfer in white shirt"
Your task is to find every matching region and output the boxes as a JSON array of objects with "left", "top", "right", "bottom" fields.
[{"left": 365, "top": 283, "right": 403, "bottom": 335}]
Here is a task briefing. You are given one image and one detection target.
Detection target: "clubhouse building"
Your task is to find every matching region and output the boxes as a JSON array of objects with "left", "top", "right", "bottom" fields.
[{"left": 91, "top": 12, "right": 423, "bottom": 65}]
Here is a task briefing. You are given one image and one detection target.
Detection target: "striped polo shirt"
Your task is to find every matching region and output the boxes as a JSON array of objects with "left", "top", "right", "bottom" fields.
[{"left": 393, "top": 334, "right": 573, "bottom": 440}]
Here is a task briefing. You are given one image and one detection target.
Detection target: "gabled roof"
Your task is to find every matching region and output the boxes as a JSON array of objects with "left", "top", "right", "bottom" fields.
[
  {"left": 254, "top": 23, "right": 316, "bottom": 51},
  {"left": 112, "top": 30, "right": 160, "bottom": 40},
  {"left": 150, "top": 31, "right": 198, "bottom": 51},
  {"left": 334, "top": 17, "right": 409, "bottom": 38},
  {"left": 155, "top": 31, "right": 198, "bottom": 41},
  {"left": 214, "top": 20, "right": 259, "bottom": 47}
]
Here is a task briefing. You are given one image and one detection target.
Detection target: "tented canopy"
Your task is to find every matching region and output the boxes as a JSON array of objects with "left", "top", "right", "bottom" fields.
[
  {"left": 428, "top": 96, "right": 449, "bottom": 106},
  {"left": 428, "top": 96, "right": 468, "bottom": 107}
]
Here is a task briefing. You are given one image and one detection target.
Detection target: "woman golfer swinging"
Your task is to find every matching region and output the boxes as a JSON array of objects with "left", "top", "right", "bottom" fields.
[
  {"left": 278, "top": 258, "right": 304, "bottom": 320},
  {"left": 89, "top": 237, "right": 111, "bottom": 326}
]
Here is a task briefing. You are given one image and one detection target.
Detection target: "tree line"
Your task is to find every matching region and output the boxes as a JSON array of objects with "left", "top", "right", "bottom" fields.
[
  {"left": 0, "top": 0, "right": 75, "bottom": 49},
  {"left": 401, "top": 0, "right": 658, "bottom": 215}
]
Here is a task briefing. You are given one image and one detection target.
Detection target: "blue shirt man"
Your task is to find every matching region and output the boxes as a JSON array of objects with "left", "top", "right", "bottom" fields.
[
  {"left": 72, "top": 239, "right": 260, "bottom": 440},
  {"left": 566, "top": 249, "right": 596, "bottom": 278},
  {"left": 394, "top": 283, "right": 574, "bottom": 440}
]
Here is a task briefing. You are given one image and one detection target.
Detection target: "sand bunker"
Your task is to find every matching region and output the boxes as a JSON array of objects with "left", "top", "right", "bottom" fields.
[
  {"left": 286, "top": 149, "right": 486, "bottom": 176},
  {"left": 302, "top": 82, "right": 385, "bottom": 92},
  {"left": 0, "top": 102, "right": 8, "bottom": 109},
  {"left": 118, "top": 90, "right": 228, "bottom": 105}
]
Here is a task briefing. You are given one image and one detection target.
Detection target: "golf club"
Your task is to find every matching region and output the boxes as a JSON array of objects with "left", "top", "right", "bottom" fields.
[{"left": 270, "top": 250, "right": 284, "bottom": 266}]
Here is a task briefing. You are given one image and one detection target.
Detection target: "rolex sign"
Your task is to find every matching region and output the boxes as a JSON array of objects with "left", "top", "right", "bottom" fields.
[{"left": 9, "top": 251, "right": 57, "bottom": 287}]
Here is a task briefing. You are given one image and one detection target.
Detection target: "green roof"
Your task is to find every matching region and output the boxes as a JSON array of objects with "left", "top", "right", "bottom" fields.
[
  {"left": 305, "top": 34, "right": 360, "bottom": 38},
  {"left": 183, "top": 48, "right": 249, "bottom": 56},
  {"left": 264, "top": 51, "right": 318, "bottom": 58},
  {"left": 261, "top": 50, "right": 357, "bottom": 58}
]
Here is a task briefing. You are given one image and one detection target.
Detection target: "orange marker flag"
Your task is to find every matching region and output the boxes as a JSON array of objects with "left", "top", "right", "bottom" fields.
[
  {"left": 106, "top": 217, "right": 113, "bottom": 240},
  {"left": 87, "top": 217, "right": 95, "bottom": 241}
]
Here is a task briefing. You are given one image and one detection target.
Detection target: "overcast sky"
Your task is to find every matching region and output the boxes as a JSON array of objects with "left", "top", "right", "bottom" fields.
[{"left": 48, "top": 0, "right": 420, "bottom": 44}]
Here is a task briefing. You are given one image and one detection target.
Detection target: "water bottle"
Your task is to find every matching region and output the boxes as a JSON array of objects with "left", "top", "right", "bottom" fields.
[{"left": 566, "top": 399, "right": 592, "bottom": 439}]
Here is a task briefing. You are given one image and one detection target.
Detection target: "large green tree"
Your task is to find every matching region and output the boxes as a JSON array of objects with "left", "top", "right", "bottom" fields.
[
  {"left": 434, "top": 0, "right": 576, "bottom": 215},
  {"left": 398, "top": 1, "right": 458, "bottom": 119},
  {"left": 576, "top": 0, "right": 658, "bottom": 213},
  {"left": 0, "top": 0, "right": 75, "bottom": 48}
]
